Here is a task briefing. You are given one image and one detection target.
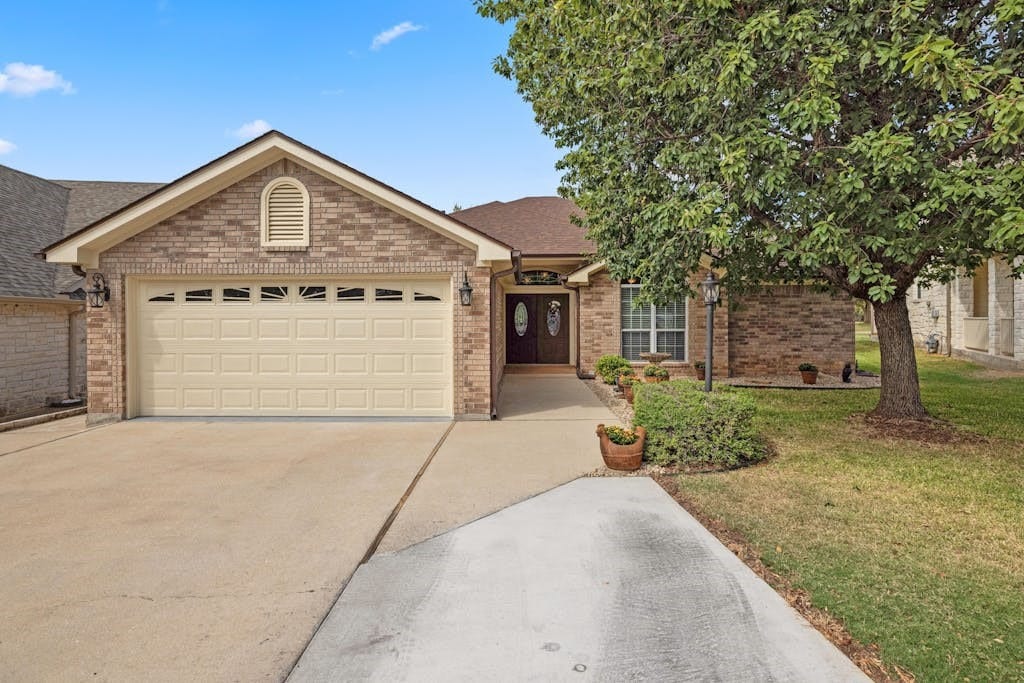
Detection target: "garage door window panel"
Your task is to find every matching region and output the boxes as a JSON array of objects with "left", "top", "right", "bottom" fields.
[
  {"left": 299, "top": 286, "right": 327, "bottom": 302},
  {"left": 375, "top": 288, "right": 404, "bottom": 302},
  {"left": 222, "top": 287, "right": 251, "bottom": 303},
  {"left": 261, "top": 286, "right": 289, "bottom": 302},
  {"left": 148, "top": 291, "right": 176, "bottom": 303},
  {"left": 185, "top": 288, "right": 213, "bottom": 303},
  {"left": 337, "top": 286, "right": 365, "bottom": 302}
]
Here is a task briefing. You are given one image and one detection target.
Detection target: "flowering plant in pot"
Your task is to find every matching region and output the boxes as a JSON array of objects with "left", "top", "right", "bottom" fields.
[
  {"left": 693, "top": 361, "right": 706, "bottom": 381},
  {"left": 616, "top": 366, "right": 636, "bottom": 389},
  {"left": 798, "top": 362, "right": 819, "bottom": 385},
  {"left": 596, "top": 424, "right": 645, "bottom": 471},
  {"left": 643, "top": 364, "right": 670, "bottom": 383}
]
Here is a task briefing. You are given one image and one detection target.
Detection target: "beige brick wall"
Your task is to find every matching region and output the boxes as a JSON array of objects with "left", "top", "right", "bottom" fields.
[
  {"left": 577, "top": 273, "right": 620, "bottom": 374},
  {"left": 728, "top": 285, "right": 854, "bottom": 376},
  {"left": 577, "top": 272, "right": 728, "bottom": 379},
  {"left": 88, "top": 159, "right": 491, "bottom": 421},
  {"left": 0, "top": 301, "right": 85, "bottom": 417}
]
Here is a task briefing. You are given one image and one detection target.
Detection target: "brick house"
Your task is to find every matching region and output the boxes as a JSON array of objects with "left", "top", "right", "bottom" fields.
[
  {"left": 0, "top": 164, "right": 158, "bottom": 418},
  {"left": 41, "top": 132, "right": 853, "bottom": 423}
]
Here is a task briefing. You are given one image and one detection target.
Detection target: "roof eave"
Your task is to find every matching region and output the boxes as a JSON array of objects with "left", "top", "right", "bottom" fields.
[{"left": 43, "top": 131, "right": 511, "bottom": 267}]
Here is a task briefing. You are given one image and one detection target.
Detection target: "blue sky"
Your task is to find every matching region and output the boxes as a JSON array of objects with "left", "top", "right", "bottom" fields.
[{"left": 0, "top": 1, "right": 562, "bottom": 210}]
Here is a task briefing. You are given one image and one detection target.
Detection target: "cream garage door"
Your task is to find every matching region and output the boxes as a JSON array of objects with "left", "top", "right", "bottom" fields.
[{"left": 135, "top": 280, "right": 452, "bottom": 417}]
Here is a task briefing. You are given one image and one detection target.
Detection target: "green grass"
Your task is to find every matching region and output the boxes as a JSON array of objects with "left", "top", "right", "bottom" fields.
[{"left": 676, "top": 325, "right": 1024, "bottom": 681}]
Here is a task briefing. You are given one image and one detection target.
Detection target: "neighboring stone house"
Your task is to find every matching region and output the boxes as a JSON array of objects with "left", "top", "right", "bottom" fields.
[
  {"left": 909, "top": 257, "right": 1023, "bottom": 370},
  {"left": 0, "top": 165, "right": 160, "bottom": 417},
  {"left": 41, "top": 132, "right": 853, "bottom": 424}
]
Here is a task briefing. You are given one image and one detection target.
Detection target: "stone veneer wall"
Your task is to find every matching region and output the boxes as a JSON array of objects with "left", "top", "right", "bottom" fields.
[
  {"left": 0, "top": 301, "right": 86, "bottom": 416},
  {"left": 727, "top": 285, "right": 854, "bottom": 376},
  {"left": 87, "top": 159, "right": 491, "bottom": 422}
]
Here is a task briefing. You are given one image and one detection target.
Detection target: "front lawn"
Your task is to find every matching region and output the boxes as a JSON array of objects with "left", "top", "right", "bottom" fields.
[{"left": 674, "top": 328, "right": 1024, "bottom": 681}]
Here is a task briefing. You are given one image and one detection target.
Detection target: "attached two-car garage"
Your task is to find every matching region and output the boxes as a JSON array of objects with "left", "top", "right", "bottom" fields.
[{"left": 133, "top": 279, "right": 453, "bottom": 417}]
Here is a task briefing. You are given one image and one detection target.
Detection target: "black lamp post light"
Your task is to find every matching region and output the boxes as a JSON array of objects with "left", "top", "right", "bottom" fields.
[
  {"left": 459, "top": 271, "right": 473, "bottom": 306},
  {"left": 86, "top": 273, "right": 110, "bottom": 309},
  {"left": 698, "top": 271, "right": 721, "bottom": 392}
]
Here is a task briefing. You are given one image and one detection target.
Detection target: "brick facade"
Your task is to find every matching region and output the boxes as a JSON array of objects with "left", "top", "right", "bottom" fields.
[
  {"left": 86, "top": 159, "right": 491, "bottom": 422},
  {"left": 1, "top": 301, "right": 86, "bottom": 417},
  {"left": 727, "top": 285, "right": 854, "bottom": 375},
  {"left": 575, "top": 273, "right": 853, "bottom": 378}
]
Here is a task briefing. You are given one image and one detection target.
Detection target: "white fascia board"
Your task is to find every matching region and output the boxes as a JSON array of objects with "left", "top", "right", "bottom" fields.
[
  {"left": 281, "top": 144, "right": 509, "bottom": 263},
  {"left": 566, "top": 261, "right": 607, "bottom": 284},
  {"left": 45, "top": 133, "right": 510, "bottom": 267}
]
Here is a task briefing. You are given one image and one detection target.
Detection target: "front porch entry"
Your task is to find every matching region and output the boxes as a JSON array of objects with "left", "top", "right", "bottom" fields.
[{"left": 505, "top": 293, "right": 570, "bottom": 364}]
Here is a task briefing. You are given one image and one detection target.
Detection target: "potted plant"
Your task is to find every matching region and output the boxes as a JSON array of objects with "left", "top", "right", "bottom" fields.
[
  {"left": 799, "top": 362, "right": 819, "bottom": 385},
  {"left": 596, "top": 424, "right": 646, "bottom": 471},
  {"left": 622, "top": 377, "right": 640, "bottom": 404},
  {"left": 643, "top": 364, "right": 670, "bottom": 383},
  {"left": 693, "top": 360, "right": 706, "bottom": 381},
  {"left": 616, "top": 366, "right": 636, "bottom": 389},
  {"left": 596, "top": 355, "right": 632, "bottom": 385}
]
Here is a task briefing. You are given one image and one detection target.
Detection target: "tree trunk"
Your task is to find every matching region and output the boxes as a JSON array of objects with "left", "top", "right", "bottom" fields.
[{"left": 871, "top": 295, "right": 929, "bottom": 419}]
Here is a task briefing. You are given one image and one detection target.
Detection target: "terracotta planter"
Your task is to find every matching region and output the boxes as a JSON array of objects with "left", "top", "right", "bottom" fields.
[
  {"left": 694, "top": 366, "right": 706, "bottom": 381},
  {"left": 800, "top": 370, "right": 818, "bottom": 385},
  {"left": 622, "top": 383, "right": 635, "bottom": 404},
  {"left": 617, "top": 373, "right": 635, "bottom": 390},
  {"left": 596, "top": 424, "right": 645, "bottom": 471},
  {"left": 644, "top": 375, "right": 668, "bottom": 383}
]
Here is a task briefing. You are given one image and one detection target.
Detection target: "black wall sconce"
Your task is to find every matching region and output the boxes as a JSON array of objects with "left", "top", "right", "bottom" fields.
[
  {"left": 459, "top": 271, "right": 473, "bottom": 306},
  {"left": 87, "top": 273, "right": 110, "bottom": 308}
]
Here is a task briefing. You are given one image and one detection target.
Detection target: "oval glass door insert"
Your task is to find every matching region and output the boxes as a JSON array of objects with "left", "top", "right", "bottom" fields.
[
  {"left": 514, "top": 302, "right": 528, "bottom": 336},
  {"left": 546, "top": 301, "right": 561, "bottom": 336}
]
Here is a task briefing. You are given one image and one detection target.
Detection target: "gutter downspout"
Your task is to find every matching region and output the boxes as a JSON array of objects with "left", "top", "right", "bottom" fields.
[
  {"left": 560, "top": 277, "right": 595, "bottom": 380},
  {"left": 489, "top": 262, "right": 517, "bottom": 420}
]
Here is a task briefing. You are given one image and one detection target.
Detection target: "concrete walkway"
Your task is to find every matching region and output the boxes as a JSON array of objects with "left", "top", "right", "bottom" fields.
[
  {"left": 291, "top": 478, "right": 868, "bottom": 682},
  {"left": 377, "top": 375, "right": 616, "bottom": 553}
]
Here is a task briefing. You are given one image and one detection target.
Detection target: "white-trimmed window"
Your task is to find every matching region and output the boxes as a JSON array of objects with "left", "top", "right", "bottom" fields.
[
  {"left": 260, "top": 177, "right": 310, "bottom": 248},
  {"left": 620, "top": 283, "right": 687, "bottom": 361}
]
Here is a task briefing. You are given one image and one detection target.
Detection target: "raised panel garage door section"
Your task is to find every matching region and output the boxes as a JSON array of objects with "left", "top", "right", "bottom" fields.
[{"left": 135, "top": 280, "right": 452, "bottom": 417}]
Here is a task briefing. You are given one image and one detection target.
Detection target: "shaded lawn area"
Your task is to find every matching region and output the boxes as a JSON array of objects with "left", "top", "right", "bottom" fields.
[{"left": 675, "top": 328, "right": 1024, "bottom": 681}]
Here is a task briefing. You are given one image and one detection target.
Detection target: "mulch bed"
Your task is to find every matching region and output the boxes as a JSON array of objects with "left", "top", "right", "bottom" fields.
[
  {"left": 653, "top": 474, "right": 915, "bottom": 683},
  {"left": 855, "top": 414, "right": 988, "bottom": 446}
]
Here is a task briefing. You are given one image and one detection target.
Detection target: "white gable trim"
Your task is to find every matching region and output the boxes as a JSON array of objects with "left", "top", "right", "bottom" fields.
[
  {"left": 565, "top": 261, "right": 607, "bottom": 284},
  {"left": 44, "top": 132, "right": 510, "bottom": 268}
]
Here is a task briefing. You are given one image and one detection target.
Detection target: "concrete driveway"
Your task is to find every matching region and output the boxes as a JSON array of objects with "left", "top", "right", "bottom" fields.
[
  {"left": 0, "top": 418, "right": 449, "bottom": 681},
  {"left": 291, "top": 478, "right": 869, "bottom": 682}
]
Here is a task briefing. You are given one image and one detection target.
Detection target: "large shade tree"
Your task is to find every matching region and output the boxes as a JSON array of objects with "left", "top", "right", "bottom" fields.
[{"left": 478, "top": 0, "right": 1024, "bottom": 418}]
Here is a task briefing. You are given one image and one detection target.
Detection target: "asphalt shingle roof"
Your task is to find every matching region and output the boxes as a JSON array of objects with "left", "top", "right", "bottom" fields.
[
  {"left": 452, "top": 196, "right": 592, "bottom": 256},
  {"left": 0, "top": 165, "right": 162, "bottom": 299}
]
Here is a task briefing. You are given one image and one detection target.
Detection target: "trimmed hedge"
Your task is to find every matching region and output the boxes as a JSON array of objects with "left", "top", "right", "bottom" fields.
[
  {"left": 595, "top": 355, "right": 632, "bottom": 384},
  {"left": 633, "top": 380, "right": 766, "bottom": 469}
]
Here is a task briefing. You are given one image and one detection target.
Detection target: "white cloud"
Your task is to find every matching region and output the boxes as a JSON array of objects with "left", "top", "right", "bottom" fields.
[
  {"left": 371, "top": 21, "right": 423, "bottom": 50},
  {"left": 229, "top": 119, "right": 271, "bottom": 139},
  {"left": 0, "top": 138, "right": 16, "bottom": 155},
  {"left": 0, "top": 63, "right": 74, "bottom": 97}
]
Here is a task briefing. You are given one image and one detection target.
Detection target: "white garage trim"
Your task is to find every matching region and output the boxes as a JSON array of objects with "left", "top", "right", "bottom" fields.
[{"left": 127, "top": 276, "right": 454, "bottom": 418}]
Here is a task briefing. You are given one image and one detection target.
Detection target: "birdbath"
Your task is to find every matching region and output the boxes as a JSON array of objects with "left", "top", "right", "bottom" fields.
[{"left": 639, "top": 352, "right": 671, "bottom": 366}]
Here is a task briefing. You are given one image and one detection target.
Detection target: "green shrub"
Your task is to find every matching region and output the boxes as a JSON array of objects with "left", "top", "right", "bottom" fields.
[
  {"left": 595, "top": 355, "right": 632, "bottom": 384},
  {"left": 798, "top": 362, "right": 818, "bottom": 372},
  {"left": 643, "top": 364, "right": 670, "bottom": 379},
  {"left": 633, "top": 380, "right": 766, "bottom": 469}
]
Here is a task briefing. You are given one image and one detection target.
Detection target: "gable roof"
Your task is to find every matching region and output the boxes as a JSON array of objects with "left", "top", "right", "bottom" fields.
[
  {"left": 0, "top": 166, "right": 166, "bottom": 299},
  {"left": 0, "top": 165, "right": 70, "bottom": 298},
  {"left": 43, "top": 131, "right": 512, "bottom": 268},
  {"left": 452, "top": 197, "right": 592, "bottom": 257}
]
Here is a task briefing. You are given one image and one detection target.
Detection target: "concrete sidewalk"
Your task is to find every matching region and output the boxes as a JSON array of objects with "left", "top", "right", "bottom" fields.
[
  {"left": 291, "top": 478, "right": 868, "bottom": 682},
  {"left": 377, "top": 375, "right": 616, "bottom": 552}
]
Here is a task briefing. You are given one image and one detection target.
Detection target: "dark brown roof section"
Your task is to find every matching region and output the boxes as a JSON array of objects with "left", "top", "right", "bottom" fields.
[
  {"left": 452, "top": 197, "right": 592, "bottom": 256},
  {"left": 43, "top": 130, "right": 512, "bottom": 255}
]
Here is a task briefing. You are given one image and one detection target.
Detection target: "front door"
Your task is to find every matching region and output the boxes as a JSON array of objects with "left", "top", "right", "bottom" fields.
[{"left": 506, "top": 293, "right": 569, "bottom": 364}]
